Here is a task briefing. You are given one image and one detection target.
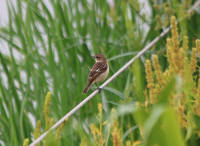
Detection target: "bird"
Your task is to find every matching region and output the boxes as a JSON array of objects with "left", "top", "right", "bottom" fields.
[{"left": 83, "top": 53, "right": 109, "bottom": 94}]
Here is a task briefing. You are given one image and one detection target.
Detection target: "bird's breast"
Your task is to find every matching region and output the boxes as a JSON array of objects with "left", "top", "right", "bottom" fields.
[{"left": 95, "top": 67, "right": 109, "bottom": 83}]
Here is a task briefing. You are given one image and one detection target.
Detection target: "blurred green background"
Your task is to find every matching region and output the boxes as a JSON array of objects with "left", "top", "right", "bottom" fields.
[{"left": 0, "top": 0, "right": 200, "bottom": 145}]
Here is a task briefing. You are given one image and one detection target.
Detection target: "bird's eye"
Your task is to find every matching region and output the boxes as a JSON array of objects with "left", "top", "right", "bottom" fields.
[{"left": 96, "top": 56, "right": 99, "bottom": 58}]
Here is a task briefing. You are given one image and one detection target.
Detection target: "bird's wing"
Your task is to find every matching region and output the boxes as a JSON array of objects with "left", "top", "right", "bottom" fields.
[{"left": 88, "top": 62, "right": 108, "bottom": 83}]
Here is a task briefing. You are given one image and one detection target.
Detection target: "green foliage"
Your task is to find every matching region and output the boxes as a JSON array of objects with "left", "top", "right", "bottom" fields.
[
  {"left": 0, "top": 0, "right": 200, "bottom": 145},
  {"left": 134, "top": 79, "right": 184, "bottom": 146}
]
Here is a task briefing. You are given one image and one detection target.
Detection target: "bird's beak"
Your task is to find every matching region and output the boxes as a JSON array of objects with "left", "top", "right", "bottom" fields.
[{"left": 92, "top": 55, "right": 95, "bottom": 58}]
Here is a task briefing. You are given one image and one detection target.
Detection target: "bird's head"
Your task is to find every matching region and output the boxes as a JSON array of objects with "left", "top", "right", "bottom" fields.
[{"left": 92, "top": 53, "right": 107, "bottom": 62}]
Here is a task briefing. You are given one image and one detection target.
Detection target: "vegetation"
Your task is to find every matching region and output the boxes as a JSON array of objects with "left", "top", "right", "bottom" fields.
[{"left": 0, "top": 0, "right": 200, "bottom": 146}]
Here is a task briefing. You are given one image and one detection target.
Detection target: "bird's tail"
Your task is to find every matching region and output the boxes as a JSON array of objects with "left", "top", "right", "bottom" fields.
[{"left": 83, "top": 82, "right": 92, "bottom": 94}]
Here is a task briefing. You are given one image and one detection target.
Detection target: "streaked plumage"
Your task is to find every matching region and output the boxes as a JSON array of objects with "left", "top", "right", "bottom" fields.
[
  {"left": 88, "top": 62, "right": 108, "bottom": 83},
  {"left": 83, "top": 53, "right": 109, "bottom": 94}
]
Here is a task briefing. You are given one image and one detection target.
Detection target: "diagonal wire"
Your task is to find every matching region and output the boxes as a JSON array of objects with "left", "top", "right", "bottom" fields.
[{"left": 29, "top": 1, "right": 200, "bottom": 145}]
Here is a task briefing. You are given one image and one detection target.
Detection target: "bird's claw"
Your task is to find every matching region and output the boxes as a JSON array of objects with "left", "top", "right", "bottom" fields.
[{"left": 97, "top": 87, "right": 102, "bottom": 94}]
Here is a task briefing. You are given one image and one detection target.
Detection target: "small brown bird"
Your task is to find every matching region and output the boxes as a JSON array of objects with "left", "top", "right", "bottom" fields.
[{"left": 83, "top": 53, "right": 109, "bottom": 94}]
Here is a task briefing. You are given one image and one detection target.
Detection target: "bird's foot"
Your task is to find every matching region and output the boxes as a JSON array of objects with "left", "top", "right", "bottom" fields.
[
  {"left": 97, "top": 87, "right": 102, "bottom": 94},
  {"left": 95, "top": 83, "right": 102, "bottom": 94}
]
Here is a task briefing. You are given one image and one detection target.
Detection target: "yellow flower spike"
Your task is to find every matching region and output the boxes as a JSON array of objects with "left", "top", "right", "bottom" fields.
[
  {"left": 179, "top": 48, "right": 186, "bottom": 70},
  {"left": 192, "top": 82, "right": 197, "bottom": 94},
  {"left": 111, "top": 108, "right": 119, "bottom": 128},
  {"left": 98, "top": 138, "right": 103, "bottom": 146},
  {"left": 34, "top": 120, "right": 41, "bottom": 146},
  {"left": 112, "top": 126, "right": 122, "bottom": 146},
  {"left": 194, "top": 104, "right": 200, "bottom": 117},
  {"left": 190, "top": 48, "right": 197, "bottom": 75},
  {"left": 90, "top": 124, "right": 97, "bottom": 143},
  {"left": 145, "top": 60, "right": 156, "bottom": 104},
  {"left": 153, "top": 55, "right": 165, "bottom": 87},
  {"left": 50, "top": 118, "right": 54, "bottom": 127},
  {"left": 163, "top": 69, "right": 171, "bottom": 78},
  {"left": 126, "top": 140, "right": 131, "bottom": 146},
  {"left": 135, "top": 101, "right": 141, "bottom": 109},
  {"left": 98, "top": 103, "right": 103, "bottom": 119},
  {"left": 178, "top": 105, "right": 188, "bottom": 129},
  {"left": 166, "top": 37, "right": 172, "bottom": 48},
  {"left": 194, "top": 102, "right": 200, "bottom": 117},
  {"left": 155, "top": 83, "right": 161, "bottom": 96},
  {"left": 98, "top": 103, "right": 103, "bottom": 145},
  {"left": 150, "top": 89, "right": 156, "bottom": 104},
  {"left": 195, "top": 39, "right": 200, "bottom": 57},
  {"left": 145, "top": 60, "right": 154, "bottom": 89},
  {"left": 55, "top": 118, "right": 68, "bottom": 146},
  {"left": 170, "top": 16, "right": 180, "bottom": 69},
  {"left": 180, "top": 92, "right": 186, "bottom": 106},
  {"left": 23, "top": 138, "right": 29, "bottom": 146},
  {"left": 43, "top": 91, "right": 51, "bottom": 131},
  {"left": 170, "top": 16, "right": 180, "bottom": 50},
  {"left": 167, "top": 47, "right": 174, "bottom": 71},
  {"left": 169, "top": 94, "right": 175, "bottom": 106},
  {"left": 166, "top": 38, "right": 178, "bottom": 74}
]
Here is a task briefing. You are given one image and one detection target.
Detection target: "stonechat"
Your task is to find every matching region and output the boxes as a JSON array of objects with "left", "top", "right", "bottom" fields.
[{"left": 83, "top": 53, "right": 109, "bottom": 94}]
